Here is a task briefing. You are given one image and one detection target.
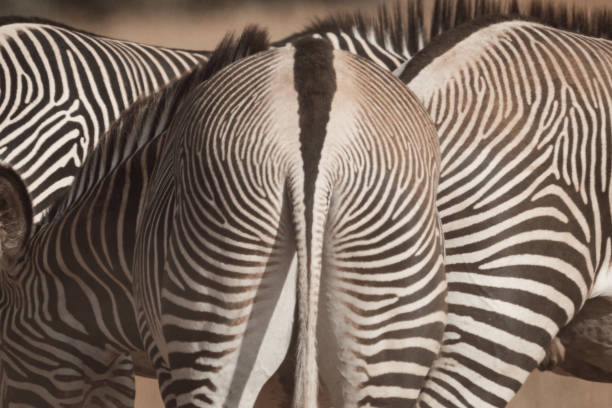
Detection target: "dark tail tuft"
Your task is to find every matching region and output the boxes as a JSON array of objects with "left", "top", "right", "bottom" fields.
[{"left": 203, "top": 25, "right": 270, "bottom": 80}]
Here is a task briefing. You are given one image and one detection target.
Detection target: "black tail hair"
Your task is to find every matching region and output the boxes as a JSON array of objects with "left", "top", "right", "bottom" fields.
[{"left": 203, "top": 25, "right": 270, "bottom": 79}]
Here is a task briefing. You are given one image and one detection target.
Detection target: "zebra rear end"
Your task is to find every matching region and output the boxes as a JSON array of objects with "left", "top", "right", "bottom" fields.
[
  {"left": 134, "top": 35, "right": 446, "bottom": 408},
  {"left": 403, "top": 16, "right": 612, "bottom": 408}
]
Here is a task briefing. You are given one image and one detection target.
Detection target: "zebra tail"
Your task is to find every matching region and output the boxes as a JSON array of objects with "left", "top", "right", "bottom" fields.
[{"left": 287, "top": 174, "right": 331, "bottom": 408}]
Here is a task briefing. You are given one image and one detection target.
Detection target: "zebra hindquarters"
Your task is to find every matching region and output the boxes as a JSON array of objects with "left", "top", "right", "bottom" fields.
[
  {"left": 406, "top": 20, "right": 612, "bottom": 408},
  {"left": 316, "top": 50, "right": 447, "bottom": 408},
  {"left": 134, "top": 48, "right": 301, "bottom": 408}
]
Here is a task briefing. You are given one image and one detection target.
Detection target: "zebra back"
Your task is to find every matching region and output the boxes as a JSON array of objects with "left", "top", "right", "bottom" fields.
[{"left": 0, "top": 17, "right": 209, "bottom": 222}]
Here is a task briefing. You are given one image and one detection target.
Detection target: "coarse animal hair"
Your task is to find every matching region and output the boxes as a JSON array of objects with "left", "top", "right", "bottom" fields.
[
  {"left": 287, "top": 0, "right": 612, "bottom": 57},
  {"left": 43, "top": 25, "right": 270, "bottom": 225},
  {"left": 402, "top": 0, "right": 612, "bottom": 82}
]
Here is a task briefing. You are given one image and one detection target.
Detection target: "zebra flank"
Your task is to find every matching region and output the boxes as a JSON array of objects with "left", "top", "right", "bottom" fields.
[
  {"left": 0, "top": 17, "right": 208, "bottom": 222},
  {"left": 275, "top": 0, "right": 612, "bottom": 404},
  {"left": 0, "top": 27, "right": 263, "bottom": 407}
]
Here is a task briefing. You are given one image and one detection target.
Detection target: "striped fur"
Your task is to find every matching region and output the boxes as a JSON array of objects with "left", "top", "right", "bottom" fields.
[
  {"left": 0, "top": 32, "right": 218, "bottom": 406},
  {"left": 0, "top": 14, "right": 451, "bottom": 406},
  {"left": 0, "top": 17, "right": 208, "bottom": 223},
  {"left": 402, "top": 12, "right": 612, "bottom": 408},
  {"left": 0, "top": 25, "right": 447, "bottom": 408},
  {"left": 278, "top": 0, "right": 612, "bottom": 402},
  {"left": 134, "top": 36, "right": 445, "bottom": 408}
]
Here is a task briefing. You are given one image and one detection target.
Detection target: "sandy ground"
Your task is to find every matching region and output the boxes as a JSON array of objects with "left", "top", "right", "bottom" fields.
[
  {"left": 135, "top": 370, "right": 612, "bottom": 407},
  {"left": 5, "top": 0, "right": 612, "bottom": 406}
]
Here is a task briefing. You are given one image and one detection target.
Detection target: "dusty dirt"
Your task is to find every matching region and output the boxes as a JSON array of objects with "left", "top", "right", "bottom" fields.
[
  {"left": 22, "top": 0, "right": 612, "bottom": 406},
  {"left": 135, "top": 369, "right": 612, "bottom": 407}
]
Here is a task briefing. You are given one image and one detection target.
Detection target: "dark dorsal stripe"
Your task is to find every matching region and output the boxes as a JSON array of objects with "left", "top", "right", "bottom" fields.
[
  {"left": 293, "top": 37, "right": 336, "bottom": 250},
  {"left": 279, "top": 1, "right": 423, "bottom": 56},
  {"left": 401, "top": 0, "right": 612, "bottom": 83},
  {"left": 280, "top": 0, "right": 612, "bottom": 82},
  {"left": 399, "top": 14, "right": 517, "bottom": 84}
]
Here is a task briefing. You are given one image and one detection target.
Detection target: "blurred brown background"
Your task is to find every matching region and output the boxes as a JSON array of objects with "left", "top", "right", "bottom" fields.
[{"left": 2, "top": 0, "right": 612, "bottom": 406}]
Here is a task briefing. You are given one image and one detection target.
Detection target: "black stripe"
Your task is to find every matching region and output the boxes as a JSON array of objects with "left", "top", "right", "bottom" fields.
[
  {"left": 293, "top": 37, "right": 337, "bottom": 250},
  {"left": 400, "top": 14, "right": 516, "bottom": 84}
]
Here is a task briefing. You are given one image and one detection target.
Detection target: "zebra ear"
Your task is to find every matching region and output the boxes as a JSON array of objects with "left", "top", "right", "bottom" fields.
[{"left": 0, "top": 165, "right": 32, "bottom": 267}]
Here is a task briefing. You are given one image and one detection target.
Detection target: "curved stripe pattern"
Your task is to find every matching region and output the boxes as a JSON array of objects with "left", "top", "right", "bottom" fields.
[
  {"left": 0, "top": 18, "right": 207, "bottom": 222},
  {"left": 280, "top": 0, "right": 612, "bottom": 404},
  {"left": 317, "top": 45, "right": 446, "bottom": 407},
  {"left": 0, "top": 29, "right": 445, "bottom": 408},
  {"left": 404, "top": 19, "right": 612, "bottom": 407},
  {"left": 0, "top": 55, "right": 212, "bottom": 407},
  {"left": 133, "top": 37, "right": 446, "bottom": 407}
]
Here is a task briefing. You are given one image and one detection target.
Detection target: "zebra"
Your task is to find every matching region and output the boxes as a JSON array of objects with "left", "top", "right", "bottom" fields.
[
  {"left": 277, "top": 0, "right": 612, "bottom": 404},
  {"left": 388, "top": 1, "right": 612, "bottom": 406},
  {"left": 0, "top": 25, "right": 447, "bottom": 408},
  {"left": 0, "top": 16, "right": 208, "bottom": 224},
  {"left": 0, "top": 46, "right": 215, "bottom": 408}
]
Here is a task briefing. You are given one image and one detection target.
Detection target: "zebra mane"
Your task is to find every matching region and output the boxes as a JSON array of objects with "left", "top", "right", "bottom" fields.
[
  {"left": 288, "top": 1, "right": 425, "bottom": 56},
  {"left": 202, "top": 25, "right": 269, "bottom": 78},
  {"left": 433, "top": 0, "right": 612, "bottom": 39},
  {"left": 42, "top": 25, "right": 270, "bottom": 226},
  {"left": 399, "top": 0, "right": 612, "bottom": 82},
  {"left": 293, "top": 0, "right": 612, "bottom": 57}
]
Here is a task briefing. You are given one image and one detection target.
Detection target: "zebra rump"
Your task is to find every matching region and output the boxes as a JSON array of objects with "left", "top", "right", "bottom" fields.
[
  {"left": 396, "top": 0, "right": 612, "bottom": 406},
  {"left": 282, "top": 0, "right": 612, "bottom": 401},
  {"left": 131, "top": 29, "right": 446, "bottom": 408}
]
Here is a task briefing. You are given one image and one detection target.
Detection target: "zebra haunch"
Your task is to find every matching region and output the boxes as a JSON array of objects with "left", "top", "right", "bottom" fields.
[
  {"left": 400, "top": 10, "right": 612, "bottom": 408},
  {"left": 278, "top": 0, "right": 612, "bottom": 402}
]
